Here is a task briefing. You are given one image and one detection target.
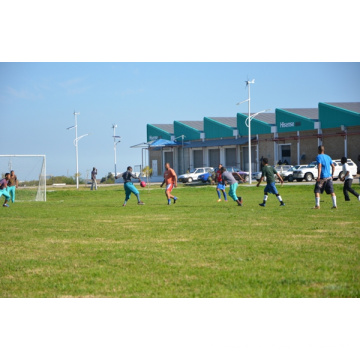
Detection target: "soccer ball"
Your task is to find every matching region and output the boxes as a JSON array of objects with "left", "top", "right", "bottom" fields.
[
  {"left": 140, "top": 181, "right": 146, "bottom": 187},
  {"left": 338, "top": 172, "right": 345, "bottom": 181}
]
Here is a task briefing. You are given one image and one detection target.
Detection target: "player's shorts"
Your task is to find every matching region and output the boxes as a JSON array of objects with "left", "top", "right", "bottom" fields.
[
  {"left": 314, "top": 177, "right": 334, "bottom": 195},
  {"left": 264, "top": 182, "right": 278, "bottom": 195},
  {"left": 166, "top": 183, "right": 174, "bottom": 193},
  {"left": 217, "top": 183, "right": 226, "bottom": 191},
  {"left": 0, "top": 188, "right": 10, "bottom": 200}
]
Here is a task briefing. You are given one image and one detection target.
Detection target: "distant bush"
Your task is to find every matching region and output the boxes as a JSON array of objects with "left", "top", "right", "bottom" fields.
[
  {"left": 46, "top": 176, "right": 78, "bottom": 185},
  {"left": 101, "top": 172, "right": 115, "bottom": 184}
]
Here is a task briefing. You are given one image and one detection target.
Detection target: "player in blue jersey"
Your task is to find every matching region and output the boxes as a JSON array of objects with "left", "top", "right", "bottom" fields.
[{"left": 314, "top": 145, "right": 337, "bottom": 209}]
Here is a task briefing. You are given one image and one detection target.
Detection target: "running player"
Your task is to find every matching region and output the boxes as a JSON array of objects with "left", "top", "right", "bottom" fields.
[
  {"left": 117, "top": 166, "right": 145, "bottom": 206},
  {"left": 257, "top": 158, "right": 285, "bottom": 207},
  {"left": 7, "top": 170, "right": 18, "bottom": 203},
  {"left": 216, "top": 164, "right": 227, "bottom": 202},
  {"left": 220, "top": 167, "right": 243, "bottom": 206},
  {"left": 0, "top": 173, "right": 11, "bottom": 208},
  {"left": 160, "top": 162, "right": 178, "bottom": 205}
]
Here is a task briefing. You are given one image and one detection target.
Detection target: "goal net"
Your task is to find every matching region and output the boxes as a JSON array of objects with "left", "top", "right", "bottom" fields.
[{"left": 0, "top": 155, "right": 46, "bottom": 201}]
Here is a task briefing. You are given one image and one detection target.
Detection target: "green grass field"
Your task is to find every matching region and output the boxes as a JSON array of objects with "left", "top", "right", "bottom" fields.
[{"left": 1, "top": 182, "right": 359, "bottom": 298}]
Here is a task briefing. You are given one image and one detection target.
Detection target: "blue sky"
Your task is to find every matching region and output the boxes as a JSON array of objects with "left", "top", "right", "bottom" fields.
[{"left": 0, "top": 62, "right": 359, "bottom": 178}]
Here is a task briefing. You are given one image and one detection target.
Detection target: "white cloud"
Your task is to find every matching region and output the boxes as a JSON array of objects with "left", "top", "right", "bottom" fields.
[{"left": 6, "top": 87, "right": 43, "bottom": 100}]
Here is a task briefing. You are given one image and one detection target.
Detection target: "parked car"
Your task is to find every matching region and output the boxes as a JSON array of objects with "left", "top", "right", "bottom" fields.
[
  {"left": 332, "top": 159, "right": 358, "bottom": 179},
  {"left": 253, "top": 165, "right": 294, "bottom": 182},
  {"left": 178, "top": 167, "right": 214, "bottom": 183},
  {"left": 198, "top": 171, "right": 213, "bottom": 184},
  {"left": 292, "top": 159, "right": 357, "bottom": 182},
  {"left": 292, "top": 163, "right": 318, "bottom": 182},
  {"left": 198, "top": 166, "right": 249, "bottom": 184},
  {"left": 226, "top": 167, "right": 249, "bottom": 183},
  {"left": 287, "top": 165, "right": 308, "bottom": 182}
]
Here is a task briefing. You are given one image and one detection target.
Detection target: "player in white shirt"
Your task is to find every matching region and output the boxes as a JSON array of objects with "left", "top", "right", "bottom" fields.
[{"left": 340, "top": 157, "right": 360, "bottom": 202}]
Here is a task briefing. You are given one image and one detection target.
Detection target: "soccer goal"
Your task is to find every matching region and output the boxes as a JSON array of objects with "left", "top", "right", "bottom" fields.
[{"left": 0, "top": 155, "right": 46, "bottom": 201}]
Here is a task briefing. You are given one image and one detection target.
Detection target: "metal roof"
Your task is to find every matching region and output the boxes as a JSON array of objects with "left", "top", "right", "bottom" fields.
[
  {"left": 176, "top": 121, "right": 204, "bottom": 131},
  {"left": 206, "top": 117, "right": 237, "bottom": 128},
  {"left": 239, "top": 112, "right": 276, "bottom": 125},
  {"left": 150, "top": 124, "right": 174, "bottom": 134},
  {"left": 279, "top": 108, "right": 319, "bottom": 121},
  {"left": 324, "top": 102, "right": 360, "bottom": 114}
]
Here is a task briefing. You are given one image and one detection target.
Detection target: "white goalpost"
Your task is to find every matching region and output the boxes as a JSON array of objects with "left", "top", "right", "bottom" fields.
[{"left": 0, "top": 155, "right": 46, "bottom": 201}]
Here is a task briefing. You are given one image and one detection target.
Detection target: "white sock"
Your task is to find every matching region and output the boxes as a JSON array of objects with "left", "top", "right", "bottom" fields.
[
  {"left": 263, "top": 195, "right": 268, "bottom": 202},
  {"left": 315, "top": 197, "right": 320, "bottom": 207},
  {"left": 332, "top": 195, "right": 337, "bottom": 207},
  {"left": 277, "top": 195, "right": 283, "bottom": 202}
]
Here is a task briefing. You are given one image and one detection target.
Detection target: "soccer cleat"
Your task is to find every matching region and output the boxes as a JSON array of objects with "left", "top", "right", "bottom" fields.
[
  {"left": 259, "top": 203, "right": 266, "bottom": 207},
  {"left": 313, "top": 206, "right": 320, "bottom": 209},
  {"left": 138, "top": 201, "right": 145, "bottom": 205},
  {"left": 217, "top": 199, "right": 221, "bottom": 202},
  {"left": 331, "top": 206, "right": 337, "bottom": 209},
  {"left": 280, "top": 202, "right": 285, "bottom": 206},
  {"left": 173, "top": 197, "right": 177, "bottom": 204},
  {"left": 122, "top": 203, "right": 126, "bottom": 207},
  {"left": 3, "top": 204, "right": 9, "bottom": 207}
]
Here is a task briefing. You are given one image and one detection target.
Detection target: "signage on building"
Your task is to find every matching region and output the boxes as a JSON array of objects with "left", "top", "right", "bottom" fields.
[{"left": 279, "top": 121, "right": 301, "bottom": 128}]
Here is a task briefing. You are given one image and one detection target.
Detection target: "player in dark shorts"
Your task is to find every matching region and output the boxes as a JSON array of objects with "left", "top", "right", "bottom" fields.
[
  {"left": 314, "top": 145, "right": 337, "bottom": 209},
  {"left": 256, "top": 158, "right": 285, "bottom": 207}
]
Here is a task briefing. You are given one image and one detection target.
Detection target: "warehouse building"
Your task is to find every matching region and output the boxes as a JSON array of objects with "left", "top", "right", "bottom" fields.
[{"left": 145, "top": 102, "right": 360, "bottom": 177}]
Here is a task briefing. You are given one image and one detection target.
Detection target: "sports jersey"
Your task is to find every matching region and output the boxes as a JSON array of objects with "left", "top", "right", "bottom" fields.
[
  {"left": 8, "top": 175, "right": 17, "bottom": 187},
  {"left": 0, "top": 178, "right": 7, "bottom": 189},
  {"left": 261, "top": 165, "right": 277, "bottom": 184},
  {"left": 316, "top": 154, "right": 333, "bottom": 178},
  {"left": 221, "top": 171, "right": 237, "bottom": 185},
  {"left": 122, "top": 171, "right": 137, "bottom": 183},
  {"left": 164, "top": 168, "right": 176, "bottom": 185},
  {"left": 342, "top": 163, "right": 353, "bottom": 180},
  {"left": 216, "top": 169, "right": 224, "bottom": 183}
]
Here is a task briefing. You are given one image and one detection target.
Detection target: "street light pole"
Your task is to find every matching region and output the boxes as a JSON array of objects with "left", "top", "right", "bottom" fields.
[
  {"left": 237, "top": 80, "right": 254, "bottom": 184},
  {"left": 112, "top": 124, "right": 121, "bottom": 179},
  {"left": 247, "top": 80, "right": 254, "bottom": 184},
  {"left": 67, "top": 111, "right": 89, "bottom": 189},
  {"left": 237, "top": 80, "right": 270, "bottom": 184}
]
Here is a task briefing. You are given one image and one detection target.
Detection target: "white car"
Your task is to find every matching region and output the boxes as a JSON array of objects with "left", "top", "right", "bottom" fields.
[
  {"left": 292, "top": 159, "right": 357, "bottom": 182},
  {"left": 253, "top": 165, "right": 293, "bottom": 182},
  {"left": 178, "top": 167, "right": 214, "bottom": 183},
  {"left": 332, "top": 159, "right": 358, "bottom": 179}
]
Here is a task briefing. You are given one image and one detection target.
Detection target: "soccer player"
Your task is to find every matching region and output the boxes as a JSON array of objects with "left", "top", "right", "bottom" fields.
[
  {"left": 314, "top": 145, "right": 337, "bottom": 209},
  {"left": 215, "top": 164, "right": 227, "bottom": 202},
  {"left": 0, "top": 173, "right": 11, "bottom": 208},
  {"left": 256, "top": 158, "right": 285, "bottom": 207},
  {"left": 220, "top": 167, "right": 242, "bottom": 206},
  {"left": 160, "top": 162, "right": 178, "bottom": 205},
  {"left": 117, "top": 166, "right": 145, "bottom": 206},
  {"left": 7, "top": 170, "right": 18, "bottom": 203},
  {"left": 340, "top": 156, "right": 360, "bottom": 202}
]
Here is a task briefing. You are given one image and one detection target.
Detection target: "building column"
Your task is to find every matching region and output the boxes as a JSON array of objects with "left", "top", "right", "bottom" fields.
[{"left": 297, "top": 131, "right": 300, "bottom": 165}]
